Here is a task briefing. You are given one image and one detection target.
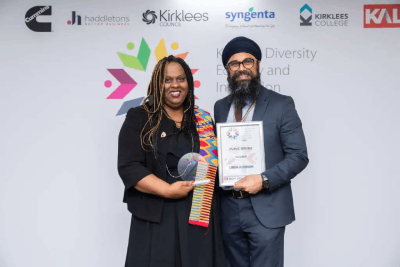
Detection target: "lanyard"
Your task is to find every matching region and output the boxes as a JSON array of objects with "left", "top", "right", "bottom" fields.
[{"left": 233, "top": 102, "right": 256, "bottom": 122}]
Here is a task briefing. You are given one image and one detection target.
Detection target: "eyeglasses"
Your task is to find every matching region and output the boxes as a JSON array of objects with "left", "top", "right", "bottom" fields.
[{"left": 226, "top": 58, "right": 256, "bottom": 71}]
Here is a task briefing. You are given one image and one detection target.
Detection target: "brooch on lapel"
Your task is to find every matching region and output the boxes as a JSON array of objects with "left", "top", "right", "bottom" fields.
[{"left": 161, "top": 132, "right": 167, "bottom": 138}]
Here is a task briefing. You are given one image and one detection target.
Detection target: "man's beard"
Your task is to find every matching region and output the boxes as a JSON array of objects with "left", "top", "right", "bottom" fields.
[{"left": 227, "top": 68, "right": 261, "bottom": 110}]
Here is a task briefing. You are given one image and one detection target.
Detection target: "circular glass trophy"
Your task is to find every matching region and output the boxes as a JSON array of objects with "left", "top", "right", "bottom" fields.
[{"left": 177, "top": 152, "right": 206, "bottom": 181}]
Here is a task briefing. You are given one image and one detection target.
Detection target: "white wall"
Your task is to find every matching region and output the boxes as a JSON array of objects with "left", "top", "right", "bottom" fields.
[{"left": 1, "top": 0, "right": 399, "bottom": 266}]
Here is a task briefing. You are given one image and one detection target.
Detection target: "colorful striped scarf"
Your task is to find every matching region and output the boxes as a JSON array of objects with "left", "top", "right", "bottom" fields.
[{"left": 189, "top": 107, "right": 218, "bottom": 227}]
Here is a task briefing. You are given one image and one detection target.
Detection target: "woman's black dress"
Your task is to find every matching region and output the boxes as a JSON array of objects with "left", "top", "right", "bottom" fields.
[{"left": 125, "top": 128, "right": 226, "bottom": 267}]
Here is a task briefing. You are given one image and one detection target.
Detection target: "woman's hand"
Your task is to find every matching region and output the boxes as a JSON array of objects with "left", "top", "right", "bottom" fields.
[
  {"left": 165, "top": 181, "right": 194, "bottom": 199},
  {"left": 134, "top": 175, "right": 194, "bottom": 199}
]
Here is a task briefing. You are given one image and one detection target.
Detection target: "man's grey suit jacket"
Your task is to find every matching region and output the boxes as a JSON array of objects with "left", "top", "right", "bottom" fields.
[{"left": 214, "top": 86, "right": 309, "bottom": 228}]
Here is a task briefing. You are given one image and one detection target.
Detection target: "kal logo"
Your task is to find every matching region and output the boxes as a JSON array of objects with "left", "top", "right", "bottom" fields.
[
  {"left": 364, "top": 4, "right": 400, "bottom": 28},
  {"left": 300, "top": 4, "right": 312, "bottom": 26},
  {"left": 143, "top": 10, "right": 157, "bottom": 24},
  {"left": 67, "top": 11, "right": 82, "bottom": 25},
  {"left": 25, "top": 6, "right": 52, "bottom": 32}
]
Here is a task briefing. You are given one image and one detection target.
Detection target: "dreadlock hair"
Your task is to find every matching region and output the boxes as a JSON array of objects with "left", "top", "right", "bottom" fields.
[{"left": 141, "top": 55, "right": 197, "bottom": 154}]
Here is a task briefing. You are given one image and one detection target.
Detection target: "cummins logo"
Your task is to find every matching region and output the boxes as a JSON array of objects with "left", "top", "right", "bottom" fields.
[
  {"left": 143, "top": 10, "right": 157, "bottom": 24},
  {"left": 25, "top": 6, "right": 52, "bottom": 32}
]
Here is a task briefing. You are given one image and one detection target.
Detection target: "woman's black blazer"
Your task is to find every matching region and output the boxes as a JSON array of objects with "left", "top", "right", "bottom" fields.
[{"left": 117, "top": 105, "right": 200, "bottom": 223}]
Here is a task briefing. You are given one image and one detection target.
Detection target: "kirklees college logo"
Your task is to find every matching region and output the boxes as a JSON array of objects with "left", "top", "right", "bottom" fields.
[
  {"left": 300, "top": 4, "right": 312, "bottom": 26},
  {"left": 226, "top": 7, "right": 275, "bottom": 22},
  {"left": 25, "top": 6, "right": 52, "bottom": 32},
  {"left": 103, "top": 38, "right": 202, "bottom": 116},
  {"left": 299, "top": 4, "right": 349, "bottom": 26},
  {"left": 143, "top": 10, "right": 157, "bottom": 24},
  {"left": 141, "top": 10, "right": 209, "bottom": 27},
  {"left": 364, "top": 4, "right": 400, "bottom": 28},
  {"left": 67, "top": 11, "right": 130, "bottom": 26}
]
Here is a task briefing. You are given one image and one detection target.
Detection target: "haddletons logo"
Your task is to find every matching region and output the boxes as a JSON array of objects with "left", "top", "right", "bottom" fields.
[
  {"left": 226, "top": 7, "right": 275, "bottom": 22},
  {"left": 103, "top": 38, "right": 202, "bottom": 116},
  {"left": 67, "top": 11, "right": 81, "bottom": 25},
  {"left": 300, "top": 4, "right": 312, "bottom": 26},
  {"left": 25, "top": 6, "right": 52, "bottom": 32},
  {"left": 364, "top": 4, "right": 400, "bottom": 28},
  {"left": 67, "top": 11, "right": 130, "bottom": 26},
  {"left": 143, "top": 10, "right": 157, "bottom": 24}
]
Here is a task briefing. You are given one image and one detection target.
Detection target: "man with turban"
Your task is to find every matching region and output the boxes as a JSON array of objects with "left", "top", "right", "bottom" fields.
[{"left": 214, "top": 36, "right": 309, "bottom": 267}]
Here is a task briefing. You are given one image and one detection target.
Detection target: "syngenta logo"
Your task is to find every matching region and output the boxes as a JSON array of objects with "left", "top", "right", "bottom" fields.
[
  {"left": 226, "top": 7, "right": 275, "bottom": 22},
  {"left": 364, "top": 4, "right": 400, "bottom": 28},
  {"left": 25, "top": 6, "right": 52, "bottom": 32},
  {"left": 300, "top": 4, "right": 312, "bottom": 26},
  {"left": 143, "top": 10, "right": 157, "bottom": 24}
]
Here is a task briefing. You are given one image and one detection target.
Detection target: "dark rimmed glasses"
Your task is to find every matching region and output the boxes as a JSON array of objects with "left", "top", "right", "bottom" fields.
[{"left": 226, "top": 58, "right": 257, "bottom": 71}]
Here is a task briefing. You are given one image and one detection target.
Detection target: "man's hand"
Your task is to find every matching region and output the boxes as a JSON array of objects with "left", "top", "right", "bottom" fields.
[{"left": 233, "top": 174, "right": 263, "bottom": 194}]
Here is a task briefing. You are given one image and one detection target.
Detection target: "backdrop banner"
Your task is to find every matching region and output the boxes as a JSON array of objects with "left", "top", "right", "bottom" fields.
[{"left": 1, "top": 0, "right": 399, "bottom": 266}]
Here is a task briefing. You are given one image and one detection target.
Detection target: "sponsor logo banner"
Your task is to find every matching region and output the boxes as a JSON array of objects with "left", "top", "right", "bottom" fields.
[
  {"left": 226, "top": 7, "right": 275, "bottom": 22},
  {"left": 67, "top": 11, "right": 130, "bottom": 26},
  {"left": 300, "top": 4, "right": 312, "bottom": 26},
  {"left": 25, "top": 6, "right": 52, "bottom": 32},
  {"left": 364, "top": 4, "right": 400, "bottom": 28},
  {"left": 142, "top": 10, "right": 209, "bottom": 27},
  {"left": 225, "top": 7, "right": 276, "bottom": 29},
  {"left": 300, "top": 4, "right": 349, "bottom": 27}
]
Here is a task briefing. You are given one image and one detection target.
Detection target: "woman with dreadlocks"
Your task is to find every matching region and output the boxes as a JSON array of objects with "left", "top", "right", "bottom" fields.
[{"left": 118, "top": 56, "right": 226, "bottom": 267}]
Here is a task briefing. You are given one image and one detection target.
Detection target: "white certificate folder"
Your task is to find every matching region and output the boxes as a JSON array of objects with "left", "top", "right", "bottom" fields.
[{"left": 216, "top": 121, "right": 266, "bottom": 187}]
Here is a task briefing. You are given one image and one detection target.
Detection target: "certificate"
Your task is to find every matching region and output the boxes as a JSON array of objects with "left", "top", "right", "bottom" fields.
[{"left": 216, "top": 121, "right": 266, "bottom": 187}]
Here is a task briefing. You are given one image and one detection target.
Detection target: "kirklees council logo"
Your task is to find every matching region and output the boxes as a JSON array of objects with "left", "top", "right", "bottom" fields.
[
  {"left": 67, "top": 11, "right": 130, "bottom": 26},
  {"left": 143, "top": 10, "right": 157, "bottom": 24},
  {"left": 364, "top": 4, "right": 400, "bottom": 28},
  {"left": 141, "top": 10, "right": 209, "bottom": 27},
  {"left": 25, "top": 6, "right": 52, "bottom": 32},
  {"left": 103, "top": 38, "right": 202, "bottom": 116},
  {"left": 299, "top": 4, "right": 349, "bottom": 26},
  {"left": 225, "top": 7, "right": 276, "bottom": 29}
]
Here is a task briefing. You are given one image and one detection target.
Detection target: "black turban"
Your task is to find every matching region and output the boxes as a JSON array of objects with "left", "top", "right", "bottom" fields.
[{"left": 222, "top": 36, "right": 262, "bottom": 67}]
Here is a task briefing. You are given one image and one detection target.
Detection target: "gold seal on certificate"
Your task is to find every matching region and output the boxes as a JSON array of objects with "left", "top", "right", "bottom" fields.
[{"left": 216, "top": 121, "right": 266, "bottom": 187}]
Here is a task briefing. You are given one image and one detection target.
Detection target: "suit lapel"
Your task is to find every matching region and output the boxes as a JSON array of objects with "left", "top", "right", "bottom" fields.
[
  {"left": 217, "top": 97, "right": 231, "bottom": 123},
  {"left": 252, "top": 87, "right": 270, "bottom": 121}
]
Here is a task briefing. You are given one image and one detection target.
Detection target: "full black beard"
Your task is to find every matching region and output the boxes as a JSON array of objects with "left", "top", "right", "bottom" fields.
[{"left": 227, "top": 69, "right": 261, "bottom": 110}]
